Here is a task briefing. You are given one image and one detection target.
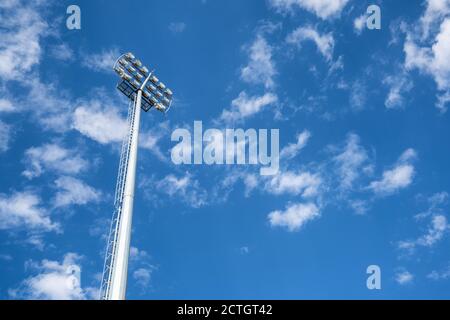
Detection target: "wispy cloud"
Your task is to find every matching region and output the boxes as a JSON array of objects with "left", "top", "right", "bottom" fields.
[
  {"left": 269, "top": 0, "right": 350, "bottom": 19},
  {"left": 169, "top": 22, "right": 186, "bottom": 34},
  {"left": 286, "top": 26, "right": 335, "bottom": 61},
  {"left": 0, "top": 191, "right": 59, "bottom": 232},
  {"left": 240, "top": 35, "right": 277, "bottom": 89},
  {"left": 220, "top": 91, "right": 278, "bottom": 123},
  {"left": 52, "top": 176, "right": 102, "bottom": 209},
  {"left": 81, "top": 48, "right": 120, "bottom": 73},
  {"left": 22, "top": 143, "right": 88, "bottom": 179}
]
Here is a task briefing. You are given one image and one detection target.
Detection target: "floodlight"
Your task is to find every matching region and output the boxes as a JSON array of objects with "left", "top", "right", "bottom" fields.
[
  {"left": 126, "top": 65, "right": 136, "bottom": 73},
  {"left": 150, "top": 75, "right": 159, "bottom": 84},
  {"left": 139, "top": 66, "right": 149, "bottom": 74},
  {"left": 121, "top": 73, "right": 132, "bottom": 81},
  {"left": 134, "top": 73, "right": 144, "bottom": 81},
  {"left": 164, "top": 88, "right": 173, "bottom": 97},
  {"left": 125, "top": 52, "right": 135, "bottom": 60},
  {"left": 155, "top": 103, "right": 166, "bottom": 112},
  {"left": 118, "top": 59, "right": 127, "bottom": 67},
  {"left": 146, "top": 84, "right": 157, "bottom": 92},
  {"left": 157, "top": 82, "right": 166, "bottom": 90},
  {"left": 162, "top": 97, "right": 170, "bottom": 106}
]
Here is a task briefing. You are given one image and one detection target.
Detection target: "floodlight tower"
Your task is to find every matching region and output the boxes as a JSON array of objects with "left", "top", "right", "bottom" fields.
[{"left": 99, "top": 52, "right": 173, "bottom": 300}]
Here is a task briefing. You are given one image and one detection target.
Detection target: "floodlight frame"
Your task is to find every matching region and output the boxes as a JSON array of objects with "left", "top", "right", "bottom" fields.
[{"left": 112, "top": 53, "right": 173, "bottom": 114}]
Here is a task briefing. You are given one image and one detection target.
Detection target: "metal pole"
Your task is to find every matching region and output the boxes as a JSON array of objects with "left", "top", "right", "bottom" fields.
[{"left": 108, "top": 89, "right": 143, "bottom": 300}]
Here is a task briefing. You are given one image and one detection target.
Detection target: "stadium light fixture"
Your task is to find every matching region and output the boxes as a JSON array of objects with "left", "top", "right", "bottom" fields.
[{"left": 100, "top": 52, "right": 173, "bottom": 300}]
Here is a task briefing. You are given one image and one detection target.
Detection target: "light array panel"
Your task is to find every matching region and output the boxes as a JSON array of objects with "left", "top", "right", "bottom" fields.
[{"left": 113, "top": 52, "right": 173, "bottom": 113}]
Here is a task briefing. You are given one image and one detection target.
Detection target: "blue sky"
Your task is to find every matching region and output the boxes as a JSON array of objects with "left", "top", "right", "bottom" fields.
[{"left": 1, "top": 0, "right": 450, "bottom": 299}]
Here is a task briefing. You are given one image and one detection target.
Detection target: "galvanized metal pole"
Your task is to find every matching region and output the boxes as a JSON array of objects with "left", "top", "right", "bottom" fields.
[{"left": 108, "top": 89, "right": 142, "bottom": 300}]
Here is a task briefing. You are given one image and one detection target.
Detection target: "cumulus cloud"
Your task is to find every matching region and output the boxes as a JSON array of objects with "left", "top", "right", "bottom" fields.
[
  {"left": 72, "top": 100, "right": 128, "bottom": 144},
  {"left": 133, "top": 268, "right": 153, "bottom": 288},
  {"left": 270, "top": 0, "right": 350, "bottom": 19},
  {"left": 395, "top": 270, "right": 414, "bottom": 285},
  {"left": 286, "top": 26, "right": 334, "bottom": 61},
  {"left": 268, "top": 202, "right": 320, "bottom": 232},
  {"left": 0, "top": 191, "right": 59, "bottom": 232},
  {"left": 369, "top": 149, "right": 417, "bottom": 195},
  {"left": 22, "top": 143, "right": 88, "bottom": 179},
  {"left": 265, "top": 171, "right": 321, "bottom": 197},
  {"left": 403, "top": 2, "right": 450, "bottom": 112},
  {"left": 53, "top": 176, "right": 101, "bottom": 208},
  {"left": 220, "top": 91, "right": 278, "bottom": 122},
  {"left": 240, "top": 35, "right": 276, "bottom": 89},
  {"left": 9, "top": 253, "right": 97, "bottom": 300}
]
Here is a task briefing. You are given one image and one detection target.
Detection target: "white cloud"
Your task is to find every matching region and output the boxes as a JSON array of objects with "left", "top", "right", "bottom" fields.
[
  {"left": 349, "top": 80, "right": 367, "bottom": 110},
  {"left": 53, "top": 176, "right": 101, "bottom": 208},
  {"left": 169, "top": 22, "right": 186, "bottom": 33},
  {"left": 24, "top": 77, "right": 75, "bottom": 132},
  {"left": 333, "top": 133, "right": 370, "bottom": 191},
  {"left": 354, "top": 14, "right": 367, "bottom": 35},
  {"left": 0, "top": 191, "right": 59, "bottom": 232},
  {"left": 399, "top": 191, "right": 449, "bottom": 255},
  {"left": 286, "top": 26, "right": 334, "bottom": 61},
  {"left": 130, "top": 246, "right": 150, "bottom": 262},
  {"left": 0, "top": 1, "right": 48, "bottom": 80},
  {"left": 149, "top": 173, "right": 208, "bottom": 208},
  {"left": 81, "top": 48, "right": 120, "bottom": 73},
  {"left": 49, "top": 43, "right": 74, "bottom": 61},
  {"left": 265, "top": 171, "right": 321, "bottom": 197},
  {"left": 0, "top": 98, "right": 15, "bottom": 112},
  {"left": 9, "top": 253, "right": 96, "bottom": 300},
  {"left": 369, "top": 149, "right": 416, "bottom": 195},
  {"left": 22, "top": 143, "right": 88, "bottom": 179},
  {"left": 240, "top": 35, "right": 276, "bottom": 89},
  {"left": 404, "top": 14, "right": 450, "bottom": 112},
  {"left": 270, "top": 0, "right": 349, "bottom": 19},
  {"left": 383, "top": 73, "right": 413, "bottom": 109},
  {"left": 268, "top": 202, "right": 320, "bottom": 232},
  {"left": 420, "top": 0, "right": 450, "bottom": 39},
  {"left": 416, "top": 214, "right": 449, "bottom": 247},
  {"left": 395, "top": 270, "right": 414, "bottom": 285},
  {"left": 72, "top": 100, "right": 128, "bottom": 144},
  {"left": 0, "top": 120, "right": 11, "bottom": 153},
  {"left": 280, "top": 130, "right": 311, "bottom": 160},
  {"left": 220, "top": 91, "right": 278, "bottom": 122},
  {"left": 133, "top": 268, "right": 153, "bottom": 288},
  {"left": 428, "top": 265, "right": 450, "bottom": 281}
]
